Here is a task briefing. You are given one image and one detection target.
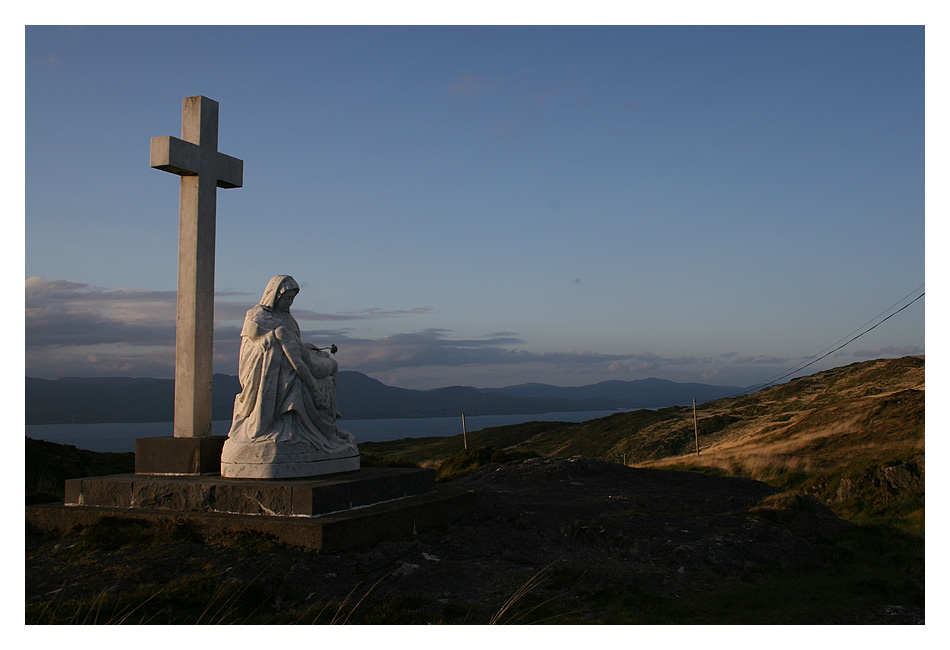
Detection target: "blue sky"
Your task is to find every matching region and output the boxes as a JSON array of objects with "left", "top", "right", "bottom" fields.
[{"left": 23, "top": 23, "right": 927, "bottom": 390}]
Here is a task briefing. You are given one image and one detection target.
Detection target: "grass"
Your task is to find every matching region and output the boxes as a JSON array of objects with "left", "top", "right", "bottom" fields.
[
  {"left": 25, "top": 357, "right": 926, "bottom": 623},
  {"left": 64, "top": 516, "right": 201, "bottom": 555},
  {"left": 675, "top": 524, "right": 923, "bottom": 624},
  {"left": 475, "top": 523, "right": 923, "bottom": 624},
  {"left": 433, "top": 445, "right": 539, "bottom": 481},
  {"left": 489, "top": 560, "right": 564, "bottom": 624},
  {"left": 27, "top": 514, "right": 923, "bottom": 624},
  {"left": 26, "top": 437, "right": 134, "bottom": 504},
  {"left": 27, "top": 573, "right": 272, "bottom": 624},
  {"left": 358, "top": 420, "right": 574, "bottom": 466}
]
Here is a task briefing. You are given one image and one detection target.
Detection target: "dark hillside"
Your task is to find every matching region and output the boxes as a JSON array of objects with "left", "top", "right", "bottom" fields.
[
  {"left": 25, "top": 437, "right": 134, "bottom": 504},
  {"left": 26, "top": 456, "right": 923, "bottom": 623},
  {"left": 25, "top": 374, "right": 241, "bottom": 424},
  {"left": 24, "top": 357, "right": 924, "bottom": 623}
]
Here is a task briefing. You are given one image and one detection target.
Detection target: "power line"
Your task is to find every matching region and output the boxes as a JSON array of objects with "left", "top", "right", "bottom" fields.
[
  {"left": 744, "top": 284, "right": 924, "bottom": 392},
  {"left": 749, "top": 291, "right": 923, "bottom": 392},
  {"left": 790, "top": 284, "right": 923, "bottom": 372},
  {"left": 713, "top": 286, "right": 925, "bottom": 401}
]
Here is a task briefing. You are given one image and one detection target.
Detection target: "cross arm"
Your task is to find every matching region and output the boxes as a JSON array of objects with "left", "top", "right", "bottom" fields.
[
  {"left": 215, "top": 153, "right": 243, "bottom": 189},
  {"left": 150, "top": 136, "right": 201, "bottom": 176},
  {"left": 150, "top": 136, "right": 244, "bottom": 188}
]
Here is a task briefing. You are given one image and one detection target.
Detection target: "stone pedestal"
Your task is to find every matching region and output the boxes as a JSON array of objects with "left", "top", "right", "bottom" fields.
[
  {"left": 220, "top": 438, "right": 360, "bottom": 479},
  {"left": 135, "top": 436, "right": 227, "bottom": 475},
  {"left": 28, "top": 466, "right": 475, "bottom": 553},
  {"left": 65, "top": 467, "right": 434, "bottom": 516}
]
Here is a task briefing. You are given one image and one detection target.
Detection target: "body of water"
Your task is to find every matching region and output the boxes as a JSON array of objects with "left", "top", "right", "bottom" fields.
[{"left": 25, "top": 410, "right": 630, "bottom": 453}]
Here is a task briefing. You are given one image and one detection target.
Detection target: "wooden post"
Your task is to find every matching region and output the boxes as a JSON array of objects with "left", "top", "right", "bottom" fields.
[
  {"left": 693, "top": 397, "right": 700, "bottom": 457},
  {"left": 462, "top": 414, "right": 468, "bottom": 450}
]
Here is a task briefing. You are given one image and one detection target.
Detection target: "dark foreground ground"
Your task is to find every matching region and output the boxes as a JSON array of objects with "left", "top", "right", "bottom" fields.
[{"left": 26, "top": 457, "right": 924, "bottom": 624}]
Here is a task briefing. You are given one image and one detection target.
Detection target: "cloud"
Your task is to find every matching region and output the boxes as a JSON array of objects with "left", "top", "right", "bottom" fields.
[
  {"left": 331, "top": 307, "right": 434, "bottom": 320},
  {"left": 26, "top": 306, "right": 176, "bottom": 349},
  {"left": 32, "top": 54, "right": 60, "bottom": 67},
  {"left": 24, "top": 278, "right": 797, "bottom": 385},
  {"left": 27, "top": 345, "right": 177, "bottom": 379},
  {"left": 718, "top": 352, "right": 790, "bottom": 365},
  {"left": 28, "top": 278, "right": 912, "bottom": 388},
  {"left": 852, "top": 345, "right": 923, "bottom": 358},
  {"left": 318, "top": 329, "right": 692, "bottom": 381},
  {"left": 26, "top": 277, "right": 431, "bottom": 325},
  {"left": 26, "top": 277, "right": 177, "bottom": 307},
  {"left": 335, "top": 337, "right": 797, "bottom": 390},
  {"left": 320, "top": 329, "right": 531, "bottom": 371},
  {"left": 24, "top": 277, "right": 435, "bottom": 378},
  {"left": 26, "top": 277, "right": 177, "bottom": 349},
  {"left": 447, "top": 73, "right": 495, "bottom": 98},
  {"left": 221, "top": 303, "right": 433, "bottom": 323},
  {"left": 515, "top": 66, "right": 580, "bottom": 111}
]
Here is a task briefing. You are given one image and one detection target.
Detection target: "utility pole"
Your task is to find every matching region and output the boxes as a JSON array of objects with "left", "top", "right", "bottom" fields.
[
  {"left": 693, "top": 397, "right": 700, "bottom": 457},
  {"left": 462, "top": 414, "right": 468, "bottom": 450}
]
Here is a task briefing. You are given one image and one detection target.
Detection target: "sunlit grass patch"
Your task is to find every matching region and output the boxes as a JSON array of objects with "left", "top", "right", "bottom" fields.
[{"left": 434, "top": 445, "right": 539, "bottom": 481}]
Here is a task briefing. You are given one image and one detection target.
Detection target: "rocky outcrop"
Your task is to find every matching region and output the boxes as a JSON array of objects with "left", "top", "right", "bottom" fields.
[
  {"left": 882, "top": 456, "right": 925, "bottom": 496},
  {"left": 833, "top": 454, "right": 924, "bottom": 504}
]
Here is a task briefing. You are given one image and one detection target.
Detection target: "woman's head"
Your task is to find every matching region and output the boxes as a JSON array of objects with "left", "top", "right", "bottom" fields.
[{"left": 260, "top": 275, "right": 300, "bottom": 310}]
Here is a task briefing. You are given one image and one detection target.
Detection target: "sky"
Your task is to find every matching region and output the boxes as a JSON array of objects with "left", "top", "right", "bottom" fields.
[{"left": 22, "top": 21, "right": 929, "bottom": 391}]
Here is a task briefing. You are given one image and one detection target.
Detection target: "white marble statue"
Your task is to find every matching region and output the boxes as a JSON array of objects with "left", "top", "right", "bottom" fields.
[{"left": 220, "top": 275, "right": 360, "bottom": 478}]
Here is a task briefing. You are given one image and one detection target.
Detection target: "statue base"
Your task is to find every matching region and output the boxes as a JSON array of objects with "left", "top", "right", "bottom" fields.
[
  {"left": 28, "top": 467, "right": 475, "bottom": 553},
  {"left": 219, "top": 438, "right": 360, "bottom": 479},
  {"left": 221, "top": 451, "right": 361, "bottom": 479}
]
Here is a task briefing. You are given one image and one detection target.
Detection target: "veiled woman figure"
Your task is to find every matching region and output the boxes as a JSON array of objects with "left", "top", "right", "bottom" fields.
[{"left": 220, "top": 275, "right": 359, "bottom": 478}]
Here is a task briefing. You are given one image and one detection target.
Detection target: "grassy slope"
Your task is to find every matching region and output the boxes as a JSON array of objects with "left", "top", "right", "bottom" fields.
[{"left": 362, "top": 356, "right": 925, "bottom": 533}]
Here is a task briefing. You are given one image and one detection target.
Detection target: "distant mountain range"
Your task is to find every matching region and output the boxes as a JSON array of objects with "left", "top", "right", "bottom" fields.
[{"left": 24, "top": 372, "right": 742, "bottom": 425}]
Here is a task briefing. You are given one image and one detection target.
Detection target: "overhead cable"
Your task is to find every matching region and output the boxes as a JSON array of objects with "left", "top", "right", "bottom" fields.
[{"left": 711, "top": 285, "right": 925, "bottom": 402}]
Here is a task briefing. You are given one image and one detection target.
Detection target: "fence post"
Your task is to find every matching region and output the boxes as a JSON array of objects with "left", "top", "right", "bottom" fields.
[{"left": 693, "top": 397, "right": 700, "bottom": 457}]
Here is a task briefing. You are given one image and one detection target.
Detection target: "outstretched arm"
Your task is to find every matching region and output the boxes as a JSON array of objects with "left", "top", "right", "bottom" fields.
[
  {"left": 304, "top": 343, "right": 338, "bottom": 378},
  {"left": 275, "top": 325, "right": 319, "bottom": 394}
]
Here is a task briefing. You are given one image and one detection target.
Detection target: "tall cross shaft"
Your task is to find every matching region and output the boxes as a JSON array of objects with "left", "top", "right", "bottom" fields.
[{"left": 150, "top": 96, "right": 243, "bottom": 438}]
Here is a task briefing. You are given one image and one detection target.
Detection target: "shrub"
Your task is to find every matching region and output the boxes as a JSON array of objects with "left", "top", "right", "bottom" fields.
[{"left": 435, "top": 445, "right": 539, "bottom": 481}]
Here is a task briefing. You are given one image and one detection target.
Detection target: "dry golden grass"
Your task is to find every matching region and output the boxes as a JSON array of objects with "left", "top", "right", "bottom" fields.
[{"left": 638, "top": 359, "right": 924, "bottom": 494}]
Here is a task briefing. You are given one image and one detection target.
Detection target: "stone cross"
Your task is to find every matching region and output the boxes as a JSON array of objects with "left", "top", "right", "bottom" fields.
[{"left": 150, "top": 96, "right": 243, "bottom": 439}]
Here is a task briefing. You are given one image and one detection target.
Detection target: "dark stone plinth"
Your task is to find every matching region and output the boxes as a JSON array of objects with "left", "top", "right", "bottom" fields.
[
  {"left": 65, "top": 467, "right": 436, "bottom": 517},
  {"left": 28, "top": 487, "right": 475, "bottom": 553},
  {"left": 43, "top": 466, "right": 474, "bottom": 552},
  {"left": 134, "top": 436, "right": 227, "bottom": 475}
]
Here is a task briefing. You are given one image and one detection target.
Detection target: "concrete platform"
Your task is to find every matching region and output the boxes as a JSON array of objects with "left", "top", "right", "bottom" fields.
[
  {"left": 64, "top": 467, "right": 437, "bottom": 517},
  {"left": 27, "top": 486, "right": 475, "bottom": 553}
]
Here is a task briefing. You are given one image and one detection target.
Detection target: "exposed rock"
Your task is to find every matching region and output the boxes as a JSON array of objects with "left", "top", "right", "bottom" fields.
[
  {"left": 832, "top": 454, "right": 925, "bottom": 505},
  {"left": 882, "top": 456, "right": 924, "bottom": 495}
]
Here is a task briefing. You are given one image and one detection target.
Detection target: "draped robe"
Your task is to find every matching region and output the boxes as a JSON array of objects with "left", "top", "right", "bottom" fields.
[{"left": 221, "top": 275, "right": 358, "bottom": 477}]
